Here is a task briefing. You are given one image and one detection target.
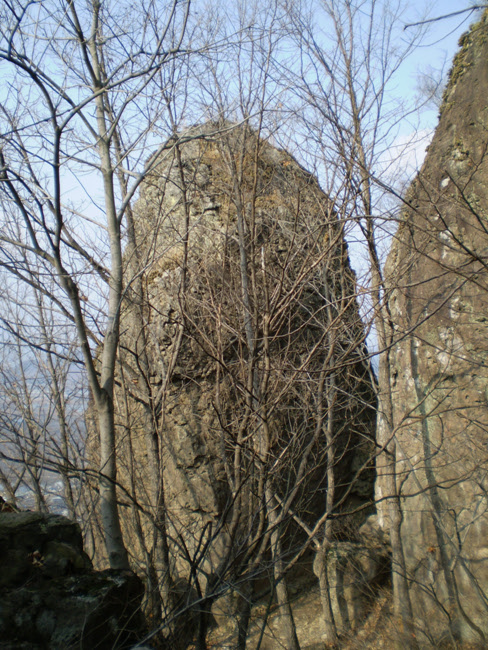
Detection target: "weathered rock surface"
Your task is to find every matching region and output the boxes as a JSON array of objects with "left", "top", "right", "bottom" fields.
[
  {"left": 110, "top": 122, "right": 377, "bottom": 644},
  {"left": 208, "top": 515, "right": 390, "bottom": 649},
  {"left": 0, "top": 511, "right": 144, "bottom": 649},
  {"left": 383, "top": 11, "right": 488, "bottom": 647},
  {"left": 133, "top": 128, "right": 373, "bottom": 533}
]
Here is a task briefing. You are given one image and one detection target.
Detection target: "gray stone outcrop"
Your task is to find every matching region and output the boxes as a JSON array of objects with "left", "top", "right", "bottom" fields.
[
  {"left": 0, "top": 511, "right": 144, "bottom": 649},
  {"left": 383, "top": 11, "right": 488, "bottom": 647},
  {"left": 114, "top": 123, "right": 377, "bottom": 625}
]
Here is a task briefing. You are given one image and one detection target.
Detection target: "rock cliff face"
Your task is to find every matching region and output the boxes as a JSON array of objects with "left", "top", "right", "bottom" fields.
[
  {"left": 114, "top": 122, "right": 376, "bottom": 640},
  {"left": 384, "top": 11, "right": 488, "bottom": 646},
  {"left": 0, "top": 511, "right": 143, "bottom": 649}
]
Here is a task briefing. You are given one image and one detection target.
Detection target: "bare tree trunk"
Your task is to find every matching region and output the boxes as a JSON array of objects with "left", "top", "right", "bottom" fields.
[
  {"left": 315, "top": 376, "right": 340, "bottom": 645},
  {"left": 35, "top": 293, "right": 76, "bottom": 520},
  {"left": 314, "top": 543, "right": 338, "bottom": 647},
  {"left": 96, "top": 393, "right": 130, "bottom": 570},
  {"left": 236, "top": 581, "right": 253, "bottom": 650},
  {"left": 266, "top": 489, "right": 301, "bottom": 650},
  {"left": 348, "top": 54, "right": 417, "bottom": 643},
  {"left": 112, "top": 117, "right": 174, "bottom": 609},
  {"left": 0, "top": 0, "right": 191, "bottom": 573}
]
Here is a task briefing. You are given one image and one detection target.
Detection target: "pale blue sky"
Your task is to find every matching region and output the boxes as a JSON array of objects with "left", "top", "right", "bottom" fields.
[
  {"left": 399, "top": 1, "right": 483, "bottom": 128},
  {"left": 374, "top": 2, "right": 484, "bottom": 186}
]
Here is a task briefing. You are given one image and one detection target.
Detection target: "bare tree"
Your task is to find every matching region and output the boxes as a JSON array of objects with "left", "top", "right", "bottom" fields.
[
  {"left": 0, "top": 0, "right": 193, "bottom": 569},
  {"left": 275, "top": 0, "right": 433, "bottom": 644},
  {"left": 274, "top": 2, "right": 488, "bottom": 648},
  {"left": 0, "top": 281, "right": 85, "bottom": 519}
]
